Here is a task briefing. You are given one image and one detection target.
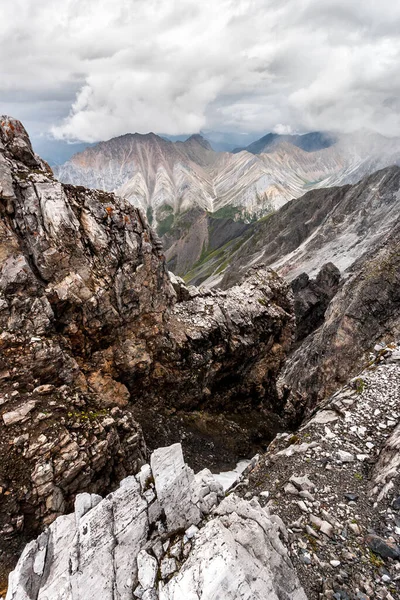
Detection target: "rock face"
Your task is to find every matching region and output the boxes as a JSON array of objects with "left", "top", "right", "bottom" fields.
[
  {"left": 291, "top": 262, "right": 341, "bottom": 342},
  {"left": 133, "top": 267, "right": 294, "bottom": 471},
  {"left": 281, "top": 218, "right": 400, "bottom": 417},
  {"left": 242, "top": 343, "right": 400, "bottom": 600},
  {"left": 160, "top": 494, "right": 307, "bottom": 600},
  {"left": 0, "top": 116, "right": 161, "bottom": 580},
  {"left": 6, "top": 443, "right": 306, "bottom": 600},
  {"left": 0, "top": 117, "right": 295, "bottom": 583}
]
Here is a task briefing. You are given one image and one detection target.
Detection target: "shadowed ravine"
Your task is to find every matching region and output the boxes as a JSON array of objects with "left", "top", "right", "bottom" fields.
[{"left": 1, "top": 118, "right": 400, "bottom": 600}]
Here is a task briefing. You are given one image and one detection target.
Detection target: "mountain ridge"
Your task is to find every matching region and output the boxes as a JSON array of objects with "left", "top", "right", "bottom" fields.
[
  {"left": 232, "top": 130, "right": 337, "bottom": 154},
  {"left": 54, "top": 129, "right": 400, "bottom": 231},
  {"left": 184, "top": 165, "right": 400, "bottom": 287}
]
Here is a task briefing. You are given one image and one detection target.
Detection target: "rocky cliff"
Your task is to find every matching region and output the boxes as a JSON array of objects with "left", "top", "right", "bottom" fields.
[
  {"left": 0, "top": 117, "right": 295, "bottom": 586},
  {"left": 279, "top": 212, "right": 400, "bottom": 421},
  {"left": 190, "top": 167, "right": 400, "bottom": 419}
]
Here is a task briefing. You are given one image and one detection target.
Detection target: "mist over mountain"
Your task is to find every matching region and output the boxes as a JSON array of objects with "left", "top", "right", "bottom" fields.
[
  {"left": 53, "top": 127, "right": 400, "bottom": 279},
  {"left": 233, "top": 131, "right": 337, "bottom": 154},
  {"left": 3, "top": 0, "right": 400, "bottom": 596},
  {"left": 34, "top": 129, "right": 266, "bottom": 166},
  {"left": 31, "top": 137, "right": 93, "bottom": 166}
]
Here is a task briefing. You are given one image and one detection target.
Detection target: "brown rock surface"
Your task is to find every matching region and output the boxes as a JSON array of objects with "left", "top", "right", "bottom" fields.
[{"left": 0, "top": 117, "right": 295, "bottom": 585}]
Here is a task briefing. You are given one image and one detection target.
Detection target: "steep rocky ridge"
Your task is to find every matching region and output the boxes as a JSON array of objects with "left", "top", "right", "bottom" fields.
[
  {"left": 290, "top": 262, "right": 341, "bottom": 343},
  {"left": 0, "top": 117, "right": 295, "bottom": 586},
  {"left": 0, "top": 116, "right": 170, "bottom": 583},
  {"left": 240, "top": 344, "right": 400, "bottom": 600},
  {"left": 194, "top": 166, "right": 400, "bottom": 288},
  {"left": 281, "top": 219, "right": 400, "bottom": 419},
  {"left": 207, "top": 167, "right": 400, "bottom": 422}
]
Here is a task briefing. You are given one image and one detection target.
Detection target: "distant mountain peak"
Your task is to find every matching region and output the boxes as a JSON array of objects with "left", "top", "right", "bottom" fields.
[
  {"left": 183, "top": 134, "right": 213, "bottom": 150},
  {"left": 233, "top": 131, "right": 337, "bottom": 155}
]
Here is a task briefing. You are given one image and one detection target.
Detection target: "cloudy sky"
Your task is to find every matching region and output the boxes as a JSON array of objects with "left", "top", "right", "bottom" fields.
[{"left": 2, "top": 0, "right": 400, "bottom": 143}]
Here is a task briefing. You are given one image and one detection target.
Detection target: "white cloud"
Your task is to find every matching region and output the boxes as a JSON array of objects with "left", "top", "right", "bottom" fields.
[
  {"left": 1, "top": 0, "right": 400, "bottom": 141},
  {"left": 273, "top": 124, "right": 293, "bottom": 135}
]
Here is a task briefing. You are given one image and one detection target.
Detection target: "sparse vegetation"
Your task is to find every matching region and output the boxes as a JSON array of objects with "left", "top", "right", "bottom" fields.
[
  {"left": 369, "top": 550, "right": 384, "bottom": 568},
  {"left": 66, "top": 409, "right": 109, "bottom": 422},
  {"left": 156, "top": 205, "right": 174, "bottom": 236},
  {"left": 354, "top": 377, "right": 365, "bottom": 394},
  {"left": 146, "top": 206, "right": 154, "bottom": 225}
]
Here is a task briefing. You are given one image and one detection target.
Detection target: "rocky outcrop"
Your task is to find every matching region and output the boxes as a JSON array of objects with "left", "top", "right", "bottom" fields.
[
  {"left": 5, "top": 443, "right": 307, "bottom": 600},
  {"left": 132, "top": 267, "right": 294, "bottom": 471},
  {"left": 0, "top": 116, "right": 161, "bottom": 581},
  {"left": 281, "top": 220, "right": 400, "bottom": 417},
  {"left": 241, "top": 343, "right": 400, "bottom": 600},
  {"left": 0, "top": 117, "right": 295, "bottom": 584},
  {"left": 291, "top": 262, "right": 341, "bottom": 342}
]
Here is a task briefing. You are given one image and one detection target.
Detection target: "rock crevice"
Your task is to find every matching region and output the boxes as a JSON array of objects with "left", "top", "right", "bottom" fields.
[{"left": 0, "top": 117, "right": 295, "bottom": 582}]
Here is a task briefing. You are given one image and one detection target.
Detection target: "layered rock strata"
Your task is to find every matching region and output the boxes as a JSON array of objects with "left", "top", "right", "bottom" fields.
[
  {"left": 0, "top": 117, "right": 294, "bottom": 583},
  {"left": 5, "top": 443, "right": 307, "bottom": 600}
]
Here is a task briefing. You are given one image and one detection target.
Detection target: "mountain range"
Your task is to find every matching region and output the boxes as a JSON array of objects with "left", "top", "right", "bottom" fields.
[
  {"left": 53, "top": 129, "right": 400, "bottom": 277},
  {"left": 54, "top": 129, "right": 400, "bottom": 223},
  {"left": 185, "top": 165, "right": 400, "bottom": 287},
  {"left": 2, "top": 117, "right": 400, "bottom": 600}
]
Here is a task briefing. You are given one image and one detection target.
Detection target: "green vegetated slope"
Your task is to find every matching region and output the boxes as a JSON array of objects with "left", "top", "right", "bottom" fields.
[{"left": 163, "top": 205, "right": 261, "bottom": 285}]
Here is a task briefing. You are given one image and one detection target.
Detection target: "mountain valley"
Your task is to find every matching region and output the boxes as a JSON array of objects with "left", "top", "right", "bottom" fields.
[
  {"left": 0, "top": 118, "right": 399, "bottom": 600},
  {"left": 54, "top": 129, "right": 400, "bottom": 280}
]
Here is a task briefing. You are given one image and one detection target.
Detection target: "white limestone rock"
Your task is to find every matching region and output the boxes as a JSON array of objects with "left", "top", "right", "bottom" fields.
[
  {"left": 6, "top": 445, "right": 307, "bottom": 600},
  {"left": 74, "top": 492, "right": 102, "bottom": 524},
  {"left": 137, "top": 550, "right": 158, "bottom": 590},
  {"left": 2, "top": 400, "right": 36, "bottom": 426},
  {"left": 137, "top": 463, "right": 152, "bottom": 492},
  {"left": 193, "top": 468, "right": 224, "bottom": 514},
  {"left": 151, "top": 443, "right": 201, "bottom": 531},
  {"left": 160, "top": 495, "right": 307, "bottom": 600},
  {"left": 6, "top": 477, "right": 148, "bottom": 600}
]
